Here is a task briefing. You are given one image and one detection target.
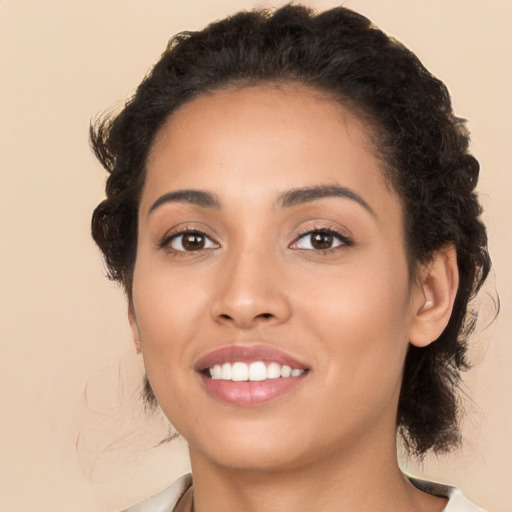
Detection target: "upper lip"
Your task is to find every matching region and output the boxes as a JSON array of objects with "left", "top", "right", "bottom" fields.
[{"left": 195, "top": 344, "right": 309, "bottom": 372}]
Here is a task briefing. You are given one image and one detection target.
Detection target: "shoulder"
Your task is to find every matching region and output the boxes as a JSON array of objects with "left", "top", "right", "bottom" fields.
[
  {"left": 122, "top": 473, "right": 192, "bottom": 512},
  {"left": 408, "top": 477, "right": 486, "bottom": 512}
]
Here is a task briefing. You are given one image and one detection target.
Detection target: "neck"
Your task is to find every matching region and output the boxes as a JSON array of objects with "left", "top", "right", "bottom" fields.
[{"left": 187, "top": 431, "right": 446, "bottom": 512}]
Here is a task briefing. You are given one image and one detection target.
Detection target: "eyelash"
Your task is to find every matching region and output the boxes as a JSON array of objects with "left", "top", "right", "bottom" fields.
[
  {"left": 159, "top": 226, "right": 219, "bottom": 255},
  {"left": 290, "top": 226, "right": 353, "bottom": 253},
  {"left": 159, "top": 225, "right": 353, "bottom": 255}
]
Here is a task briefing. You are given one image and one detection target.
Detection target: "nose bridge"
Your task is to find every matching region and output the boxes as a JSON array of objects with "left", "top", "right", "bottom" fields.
[{"left": 211, "top": 236, "right": 291, "bottom": 327}]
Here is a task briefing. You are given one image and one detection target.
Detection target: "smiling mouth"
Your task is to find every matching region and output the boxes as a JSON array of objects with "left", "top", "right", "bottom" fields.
[
  {"left": 205, "top": 361, "right": 307, "bottom": 381},
  {"left": 196, "top": 345, "right": 310, "bottom": 405}
]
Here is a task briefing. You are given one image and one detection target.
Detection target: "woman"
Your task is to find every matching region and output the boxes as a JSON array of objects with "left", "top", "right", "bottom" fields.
[{"left": 91, "top": 4, "right": 490, "bottom": 511}]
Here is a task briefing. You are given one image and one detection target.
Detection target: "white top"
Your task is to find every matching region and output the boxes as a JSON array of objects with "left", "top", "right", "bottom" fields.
[
  {"left": 123, "top": 473, "right": 485, "bottom": 512},
  {"left": 409, "top": 477, "right": 485, "bottom": 512},
  {"left": 122, "top": 474, "right": 192, "bottom": 512}
]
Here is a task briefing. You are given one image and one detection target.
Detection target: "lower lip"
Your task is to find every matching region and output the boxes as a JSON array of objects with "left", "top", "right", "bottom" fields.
[{"left": 200, "top": 374, "right": 307, "bottom": 406}]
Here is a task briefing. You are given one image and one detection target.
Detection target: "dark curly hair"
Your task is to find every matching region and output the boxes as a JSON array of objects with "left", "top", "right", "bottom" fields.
[{"left": 90, "top": 4, "right": 490, "bottom": 458}]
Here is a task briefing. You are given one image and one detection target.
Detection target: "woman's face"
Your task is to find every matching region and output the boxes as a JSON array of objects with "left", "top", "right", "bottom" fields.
[{"left": 130, "top": 84, "right": 426, "bottom": 472}]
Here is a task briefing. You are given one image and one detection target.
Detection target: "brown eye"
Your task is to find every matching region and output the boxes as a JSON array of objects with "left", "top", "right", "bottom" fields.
[
  {"left": 291, "top": 229, "right": 350, "bottom": 251},
  {"left": 169, "top": 231, "right": 217, "bottom": 252},
  {"left": 182, "top": 233, "right": 205, "bottom": 250},
  {"left": 310, "top": 232, "right": 334, "bottom": 250}
]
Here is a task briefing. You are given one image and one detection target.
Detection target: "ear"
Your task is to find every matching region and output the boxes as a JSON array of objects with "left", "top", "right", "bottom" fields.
[
  {"left": 128, "top": 302, "right": 142, "bottom": 353},
  {"left": 409, "top": 245, "right": 459, "bottom": 347}
]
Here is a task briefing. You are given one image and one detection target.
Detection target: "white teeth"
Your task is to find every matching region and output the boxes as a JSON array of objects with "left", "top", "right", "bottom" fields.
[
  {"left": 211, "top": 364, "right": 222, "bottom": 379},
  {"left": 280, "top": 365, "right": 292, "bottom": 378},
  {"left": 207, "top": 361, "right": 306, "bottom": 381},
  {"left": 221, "top": 362, "right": 232, "bottom": 380},
  {"left": 249, "top": 361, "right": 267, "bottom": 381},
  {"left": 231, "top": 362, "right": 249, "bottom": 381},
  {"left": 266, "top": 362, "right": 281, "bottom": 379}
]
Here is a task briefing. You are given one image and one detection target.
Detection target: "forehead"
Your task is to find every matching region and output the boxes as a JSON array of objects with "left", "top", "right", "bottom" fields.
[
  {"left": 143, "top": 84, "right": 400, "bottom": 220},
  {"left": 149, "top": 83, "right": 377, "bottom": 166}
]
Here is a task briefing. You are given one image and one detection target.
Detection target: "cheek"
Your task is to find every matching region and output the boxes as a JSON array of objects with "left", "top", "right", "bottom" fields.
[
  {"left": 299, "top": 251, "right": 411, "bottom": 324},
  {"left": 130, "top": 261, "right": 211, "bottom": 396},
  {"left": 301, "top": 283, "right": 411, "bottom": 433},
  {"left": 295, "top": 256, "right": 413, "bottom": 373},
  {"left": 132, "top": 266, "right": 208, "bottom": 428},
  {"left": 133, "top": 259, "right": 209, "bottom": 336}
]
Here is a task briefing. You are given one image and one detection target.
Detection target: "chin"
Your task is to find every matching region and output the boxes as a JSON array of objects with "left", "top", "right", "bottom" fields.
[
  {"left": 185, "top": 413, "right": 345, "bottom": 475},
  {"left": 193, "top": 442, "right": 309, "bottom": 474}
]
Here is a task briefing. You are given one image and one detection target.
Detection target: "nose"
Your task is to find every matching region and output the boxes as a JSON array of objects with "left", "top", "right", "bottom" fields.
[{"left": 210, "top": 247, "right": 292, "bottom": 329}]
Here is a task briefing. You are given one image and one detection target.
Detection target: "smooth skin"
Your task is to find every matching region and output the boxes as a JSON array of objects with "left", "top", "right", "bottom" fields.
[{"left": 129, "top": 84, "right": 459, "bottom": 512}]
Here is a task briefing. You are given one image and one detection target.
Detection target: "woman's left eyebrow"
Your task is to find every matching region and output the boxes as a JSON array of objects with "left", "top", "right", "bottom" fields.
[{"left": 277, "top": 184, "right": 376, "bottom": 216}]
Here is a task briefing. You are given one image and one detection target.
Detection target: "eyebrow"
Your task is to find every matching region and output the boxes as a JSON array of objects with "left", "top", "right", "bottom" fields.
[
  {"left": 148, "top": 189, "right": 221, "bottom": 215},
  {"left": 148, "top": 184, "right": 374, "bottom": 217},
  {"left": 277, "top": 185, "right": 375, "bottom": 216}
]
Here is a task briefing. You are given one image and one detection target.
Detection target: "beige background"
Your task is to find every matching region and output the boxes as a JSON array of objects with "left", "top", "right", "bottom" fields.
[{"left": 1, "top": 0, "right": 510, "bottom": 510}]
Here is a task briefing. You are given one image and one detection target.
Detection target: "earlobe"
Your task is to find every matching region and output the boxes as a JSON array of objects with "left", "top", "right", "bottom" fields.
[
  {"left": 128, "top": 302, "right": 142, "bottom": 353},
  {"left": 409, "top": 245, "right": 459, "bottom": 348}
]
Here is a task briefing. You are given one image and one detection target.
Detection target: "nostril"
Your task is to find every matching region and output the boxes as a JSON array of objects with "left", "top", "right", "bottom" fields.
[{"left": 258, "top": 313, "right": 273, "bottom": 319}]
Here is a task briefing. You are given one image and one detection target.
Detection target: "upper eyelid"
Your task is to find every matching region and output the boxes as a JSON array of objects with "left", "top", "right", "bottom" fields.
[
  {"left": 175, "top": 232, "right": 218, "bottom": 249},
  {"left": 293, "top": 225, "right": 353, "bottom": 241},
  {"left": 288, "top": 228, "right": 353, "bottom": 253},
  {"left": 159, "top": 226, "right": 220, "bottom": 248}
]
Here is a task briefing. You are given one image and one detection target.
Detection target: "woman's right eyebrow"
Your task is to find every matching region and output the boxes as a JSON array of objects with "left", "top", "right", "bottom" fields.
[{"left": 148, "top": 189, "right": 221, "bottom": 215}]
